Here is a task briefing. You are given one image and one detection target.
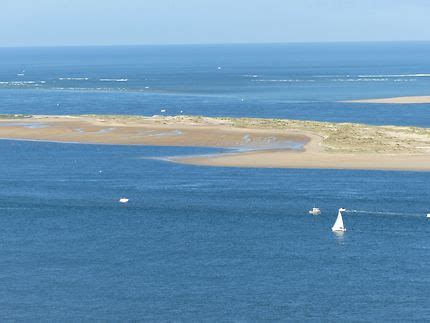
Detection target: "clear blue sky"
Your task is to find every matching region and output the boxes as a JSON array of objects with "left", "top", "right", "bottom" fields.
[{"left": 1, "top": 0, "right": 429, "bottom": 46}]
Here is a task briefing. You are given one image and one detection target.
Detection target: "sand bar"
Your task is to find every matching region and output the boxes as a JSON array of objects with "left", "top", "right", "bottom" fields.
[
  {"left": 344, "top": 96, "right": 430, "bottom": 104},
  {"left": 1, "top": 114, "right": 430, "bottom": 171}
]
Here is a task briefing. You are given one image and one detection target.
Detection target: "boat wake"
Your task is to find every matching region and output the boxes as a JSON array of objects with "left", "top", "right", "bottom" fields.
[{"left": 345, "top": 209, "right": 423, "bottom": 217}]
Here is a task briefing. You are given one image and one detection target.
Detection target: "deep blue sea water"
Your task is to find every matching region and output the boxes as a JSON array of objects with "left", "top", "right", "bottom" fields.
[
  {"left": 0, "top": 140, "right": 429, "bottom": 321},
  {"left": 1, "top": 43, "right": 430, "bottom": 320},
  {"left": 1, "top": 42, "right": 430, "bottom": 126}
]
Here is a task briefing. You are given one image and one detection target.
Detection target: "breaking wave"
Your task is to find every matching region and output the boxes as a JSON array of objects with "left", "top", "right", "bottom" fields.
[
  {"left": 0, "top": 81, "right": 46, "bottom": 86},
  {"left": 99, "top": 78, "right": 129, "bottom": 82},
  {"left": 253, "top": 79, "right": 315, "bottom": 83},
  {"left": 332, "top": 78, "right": 416, "bottom": 82},
  {"left": 358, "top": 74, "right": 430, "bottom": 78},
  {"left": 58, "top": 77, "right": 89, "bottom": 81},
  {"left": 313, "top": 73, "right": 430, "bottom": 80}
]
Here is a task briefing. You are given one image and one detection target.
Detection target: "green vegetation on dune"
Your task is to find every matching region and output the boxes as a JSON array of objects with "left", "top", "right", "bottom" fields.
[
  {"left": 213, "top": 117, "right": 430, "bottom": 154},
  {"left": 0, "top": 114, "right": 31, "bottom": 119}
]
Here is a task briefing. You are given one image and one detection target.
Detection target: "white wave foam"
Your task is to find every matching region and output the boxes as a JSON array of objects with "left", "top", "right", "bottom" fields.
[
  {"left": 313, "top": 75, "right": 350, "bottom": 78},
  {"left": 52, "top": 87, "right": 114, "bottom": 91},
  {"left": 0, "top": 81, "right": 47, "bottom": 86},
  {"left": 59, "top": 77, "right": 89, "bottom": 81},
  {"left": 99, "top": 78, "right": 128, "bottom": 82},
  {"left": 333, "top": 78, "right": 417, "bottom": 82},
  {"left": 333, "top": 78, "right": 389, "bottom": 82},
  {"left": 358, "top": 74, "right": 430, "bottom": 78},
  {"left": 11, "top": 81, "right": 36, "bottom": 85},
  {"left": 314, "top": 74, "right": 430, "bottom": 80},
  {"left": 253, "top": 79, "right": 315, "bottom": 83},
  {"left": 393, "top": 79, "right": 417, "bottom": 82}
]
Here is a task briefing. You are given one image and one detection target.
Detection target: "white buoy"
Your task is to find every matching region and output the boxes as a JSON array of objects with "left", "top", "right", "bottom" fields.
[
  {"left": 332, "top": 208, "right": 347, "bottom": 232},
  {"left": 217, "top": 66, "right": 222, "bottom": 70},
  {"left": 119, "top": 198, "right": 129, "bottom": 204}
]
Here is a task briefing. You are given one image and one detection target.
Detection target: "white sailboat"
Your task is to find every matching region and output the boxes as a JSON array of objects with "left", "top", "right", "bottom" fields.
[{"left": 332, "top": 208, "right": 347, "bottom": 232}]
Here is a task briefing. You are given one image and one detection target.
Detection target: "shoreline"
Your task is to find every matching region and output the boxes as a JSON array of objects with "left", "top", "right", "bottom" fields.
[
  {"left": 173, "top": 150, "right": 430, "bottom": 172},
  {"left": 1, "top": 114, "right": 430, "bottom": 171},
  {"left": 343, "top": 95, "right": 430, "bottom": 104}
]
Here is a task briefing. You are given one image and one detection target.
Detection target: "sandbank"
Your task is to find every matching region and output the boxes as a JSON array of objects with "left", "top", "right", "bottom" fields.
[
  {"left": 344, "top": 96, "right": 430, "bottom": 104},
  {"left": 1, "top": 114, "right": 430, "bottom": 171}
]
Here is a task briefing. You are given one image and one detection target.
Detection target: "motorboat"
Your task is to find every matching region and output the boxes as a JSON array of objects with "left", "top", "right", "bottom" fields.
[
  {"left": 119, "top": 197, "right": 129, "bottom": 203},
  {"left": 309, "top": 207, "right": 321, "bottom": 215}
]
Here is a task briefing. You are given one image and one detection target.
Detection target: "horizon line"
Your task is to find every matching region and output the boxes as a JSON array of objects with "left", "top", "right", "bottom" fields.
[{"left": 1, "top": 39, "right": 430, "bottom": 49}]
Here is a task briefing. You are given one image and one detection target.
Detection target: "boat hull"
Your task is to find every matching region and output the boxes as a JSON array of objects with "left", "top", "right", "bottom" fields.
[{"left": 332, "top": 228, "right": 346, "bottom": 232}]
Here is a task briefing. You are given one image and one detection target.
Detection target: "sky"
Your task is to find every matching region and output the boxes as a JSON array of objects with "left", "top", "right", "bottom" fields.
[{"left": 0, "top": 0, "right": 429, "bottom": 46}]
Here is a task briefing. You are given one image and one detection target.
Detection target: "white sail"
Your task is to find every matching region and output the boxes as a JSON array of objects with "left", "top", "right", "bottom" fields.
[{"left": 332, "top": 208, "right": 346, "bottom": 232}]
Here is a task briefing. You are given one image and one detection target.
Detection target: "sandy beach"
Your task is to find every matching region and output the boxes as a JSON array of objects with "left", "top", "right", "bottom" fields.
[
  {"left": 344, "top": 96, "right": 430, "bottom": 104},
  {"left": 1, "top": 114, "right": 430, "bottom": 171}
]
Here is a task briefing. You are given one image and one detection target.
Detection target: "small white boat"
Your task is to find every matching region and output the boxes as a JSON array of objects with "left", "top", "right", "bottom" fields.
[
  {"left": 160, "top": 109, "right": 166, "bottom": 113},
  {"left": 427, "top": 213, "right": 430, "bottom": 218},
  {"left": 332, "top": 208, "right": 347, "bottom": 232},
  {"left": 119, "top": 198, "right": 129, "bottom": 203},
  {"left": 309, "top": 207, "right": 321, "bottom": 215}
]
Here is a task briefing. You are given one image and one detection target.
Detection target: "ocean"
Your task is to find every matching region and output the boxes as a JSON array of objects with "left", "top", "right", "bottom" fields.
[
  {"left": 1, "top": 42, "right": 430, "bottom": 125},
  {"left": 0, "top": 43, "right": 430, "bottom": 320}
]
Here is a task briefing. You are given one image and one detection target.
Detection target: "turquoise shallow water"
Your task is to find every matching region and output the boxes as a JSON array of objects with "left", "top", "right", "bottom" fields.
[{"left": 0, "top": 43, "right": 430, "bottom": 320}]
